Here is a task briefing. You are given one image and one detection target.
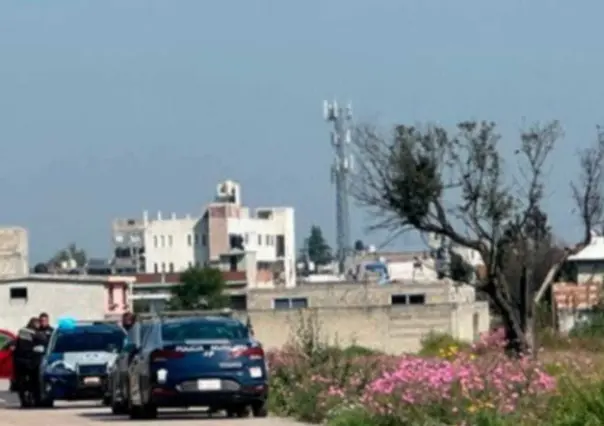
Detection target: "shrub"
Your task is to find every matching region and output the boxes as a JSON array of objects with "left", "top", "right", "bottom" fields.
[{"left": 268, "top": 318, "right": 570, "bottom": 425}]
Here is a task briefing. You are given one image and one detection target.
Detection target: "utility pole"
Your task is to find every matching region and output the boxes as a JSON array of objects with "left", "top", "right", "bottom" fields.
[{"left": 323, "top": 99, "right": 354, "bottom": 275}]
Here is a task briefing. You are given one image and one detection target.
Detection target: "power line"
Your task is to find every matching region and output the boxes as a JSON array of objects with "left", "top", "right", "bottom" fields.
[{"left": 323, "top": 99, "right": 354, "bottom": 275}]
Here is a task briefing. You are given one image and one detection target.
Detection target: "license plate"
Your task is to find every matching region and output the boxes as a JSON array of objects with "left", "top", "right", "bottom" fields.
[
  {"left": 249, "top": 367, "right": 263, "bottom": 378},
  {"left": 83, "top": 376, "right": 101, "bottom": 385},
  {"left": 197, "top": 379, "right": 221, "bottom": 391}
]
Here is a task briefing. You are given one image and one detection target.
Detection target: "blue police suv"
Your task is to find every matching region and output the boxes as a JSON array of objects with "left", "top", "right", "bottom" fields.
[
  {"left": 124, "top": 312, "right": 268, "bottom": 419},
  {"left": 38, "top": 321, "right": 126, "bottom": 407}
]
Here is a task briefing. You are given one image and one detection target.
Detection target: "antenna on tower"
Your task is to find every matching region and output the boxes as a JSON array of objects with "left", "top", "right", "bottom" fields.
[{"left": 324, "top": 98, "right": 354, "bottom": 275}]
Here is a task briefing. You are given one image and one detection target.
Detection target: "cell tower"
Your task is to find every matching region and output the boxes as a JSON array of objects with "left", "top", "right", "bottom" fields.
[{"left": 323, "top": 99, "right": 354, "bottom": 275}]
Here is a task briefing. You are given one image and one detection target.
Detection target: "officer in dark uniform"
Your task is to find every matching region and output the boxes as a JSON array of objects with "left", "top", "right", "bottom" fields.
[
  {"left": 13, "top": 317, "right": 45, "bottom": 407},
  {"left": 38, "top": 312, "right": 54, "bottom": 343},
  {"left": 121, "top": 312, "right": 136, "bottom": 332}
]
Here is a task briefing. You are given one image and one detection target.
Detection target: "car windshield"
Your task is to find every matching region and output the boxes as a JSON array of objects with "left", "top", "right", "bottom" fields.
[
  {"left": 161, "top": 321, "right": 248, "bottom": 342},
  {"left": 52, "top": 330, "right": 125, "bottom": 353}
]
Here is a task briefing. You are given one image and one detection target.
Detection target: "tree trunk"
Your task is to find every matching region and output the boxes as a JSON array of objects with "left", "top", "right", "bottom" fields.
[{"left": 489, "top": 276, "right": 533, "bottom": 357}]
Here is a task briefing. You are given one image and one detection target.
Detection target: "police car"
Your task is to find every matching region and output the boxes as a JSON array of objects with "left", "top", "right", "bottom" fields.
[
  {"left": 38, "top": 319, "right": 126, "bottom": 407},
  {"left": 124, "top": 310, "right": 268, "bottom": 419}
]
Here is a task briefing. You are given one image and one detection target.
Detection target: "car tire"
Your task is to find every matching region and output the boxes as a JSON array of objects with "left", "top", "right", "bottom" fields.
[
  {"left": 39, "top": 398, "right": 54, "bottom": 409},
  {"left": 227, "top": 405, "right": 249, "bottom": 418},
  {"left": 128, "top": 405, "right": 144, "bottom": 420},
  {"left": 251, "top": 401, "right": 268, "bottom": 418},
  {"left": 140, "top": 403, "right": 158, "bottom": 419},
  {"left": 112, "top": 400, "right": 128, "bottom": 415}
]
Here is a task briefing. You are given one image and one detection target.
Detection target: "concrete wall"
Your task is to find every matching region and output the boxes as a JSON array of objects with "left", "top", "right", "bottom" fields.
[
  {"left": 0, "top": 227, "right": 28, "bottom": 276},
  {"left": 576, "top": 262, "right": 604, "bottom": 284},
  {"left": 0, "top": 278, "right": 109, "bottom": 333},
  {"left": 241, "top": 302, "right": 490, "bottom": 354},
  {"left": 244, "top": 281, "right": 451, "bottom": 310}
]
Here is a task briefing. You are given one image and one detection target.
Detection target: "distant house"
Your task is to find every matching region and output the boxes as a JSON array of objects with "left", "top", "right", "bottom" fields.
[
  {"left": 567, "top": 236, "right": 604, "bottom": 284},
  {"left": 0, "top": 274, "right": 134, "bottom": 333},
  {"left": 553, "top": 236, "right": 604, "bottom": 331}
]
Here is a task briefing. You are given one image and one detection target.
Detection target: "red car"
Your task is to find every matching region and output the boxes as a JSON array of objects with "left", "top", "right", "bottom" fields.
[{"left": 0, "top": 328, "right": 17, "bottom": 381}]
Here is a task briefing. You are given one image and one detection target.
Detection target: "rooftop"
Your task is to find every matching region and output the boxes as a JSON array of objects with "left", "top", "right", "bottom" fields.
[{"left": 568, "top": 236, "right": 604, "bottom": 261}]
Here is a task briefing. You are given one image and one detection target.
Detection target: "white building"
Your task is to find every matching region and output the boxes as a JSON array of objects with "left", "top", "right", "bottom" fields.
[
  {"left": 0, "top": 227, "right": 28, "bottom": 276},
  {"left": 112, "top": 180, "right": 296, "bottom": 288}
]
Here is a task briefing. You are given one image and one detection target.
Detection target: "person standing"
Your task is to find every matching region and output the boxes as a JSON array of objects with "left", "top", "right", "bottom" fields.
[
  {"left": 13, "top": 317, "right": 44, "bottom": 407},
  {"left": 121, "top": 312, "right": 136, "bottom": 332},
  {"left": 38, "top": 312, "right": 54, "bottom": 342}
]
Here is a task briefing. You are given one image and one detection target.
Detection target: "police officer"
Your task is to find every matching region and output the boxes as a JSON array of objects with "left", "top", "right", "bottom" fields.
[
  {"left": 121, "top": 312, "right": 136, "bottom": 332},
  {"left": 38, "top": 312, "right": 54, "bottom": 343},
  {"left": 13, "top": 317, "right": 45, "bottom": 407}
]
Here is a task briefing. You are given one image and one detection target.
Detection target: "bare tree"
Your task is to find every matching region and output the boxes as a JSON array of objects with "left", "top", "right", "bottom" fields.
[{"left": 351, "top": 120, "right": 604, "bottom": 354}]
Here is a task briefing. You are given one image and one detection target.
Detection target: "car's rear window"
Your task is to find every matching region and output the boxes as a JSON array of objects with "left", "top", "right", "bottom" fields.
[
  {"left": 161, "top": 320, "right": 248, "bottom": 342},
  {"left": 52, "top": 330, "right": 125, "bottom": 353}
]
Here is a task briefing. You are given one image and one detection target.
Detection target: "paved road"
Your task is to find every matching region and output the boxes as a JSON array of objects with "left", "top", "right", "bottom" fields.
[{"left": 0, "top": 383, "right": 305, "bottom": 426}]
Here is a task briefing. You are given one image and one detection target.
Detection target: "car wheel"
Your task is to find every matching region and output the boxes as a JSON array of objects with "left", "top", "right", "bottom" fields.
[
  {"left": 128, "top": 405, "right": 144, "bottom": 420},
  {"left": 140, "top": 403, "right": 158, "bottom": 419},
  {"left": 18, "top": 391, "right": 31, "bottom": 409},
  {"left": 112, "top": 400, "right": 128, "bottom": 415},
  {"left": 227, "top": 405, "right": 249, "bottom": 418},
  {"left": 251, "top": 401, "right": 268, "bottom": 418},
  {"left": 39, "top": 398, "right": 54, "bottom": 409}
]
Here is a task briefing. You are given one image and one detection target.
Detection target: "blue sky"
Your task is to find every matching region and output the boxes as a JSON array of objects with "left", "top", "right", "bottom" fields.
[{"left": 0, "top": 1, "right": 603, "bottom": 262}]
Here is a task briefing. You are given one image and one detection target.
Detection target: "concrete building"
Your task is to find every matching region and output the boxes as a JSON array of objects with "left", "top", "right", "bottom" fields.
[
  {"left": 112, "top": 180, "right": 296, "bottom": 288},
  {"left": 0, "top": 274, "right": 134, "bottom": 333},
  {"left": 553, "top": 234, "right": 604, "bottom": 331},
  {"left": 0, "top": 227, "right": 28, "bottom": 276}
]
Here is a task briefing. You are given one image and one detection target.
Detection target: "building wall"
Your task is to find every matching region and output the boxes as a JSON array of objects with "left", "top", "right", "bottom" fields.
[
  {"left": 0, "top": 227, "right": 28, "bottom": 276},
  {"left": 576, "top": 261, "right": 604, "bottom": 284},
  {"left": 0, "top": 279, "right": 109, "bottom": 333},
  {"left": 245, "top": 281, "right": 451, "bottom": 310},
  {"left": 104, "top": 281, "right": 130, "bottom": 316},
  {"left": 144, "top": 214, "right": 199, "bottom": 273},
  {"left": 240, "top": 302, "right": 489, "bottom": 354}
]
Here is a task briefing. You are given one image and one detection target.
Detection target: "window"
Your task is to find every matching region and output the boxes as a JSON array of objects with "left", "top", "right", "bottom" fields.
[
  {"left": 10, "top": 287, "right": 27, "bottom": 300},
  {"left": 291, "top": 298, "right": 308, "bottom": 309},
  {"left": 161, "top": 263, "right": 166, "bottom": 273},
  {"left": 408, "top": 294, "right": 426, "bottom": 305},
  {"left": 194, "top": 234, "right": 199, "bottom": 246},
  {"left": 229, "top": 295, "right": 248, "bottom": 310},
  {"left": 244, "top": 233, "right": 249, "bottom": 244},
  {"left": 153, "top": 236, "right": 158, "bottom": 248},
  {"left": 276, "top": 235, "right": 285, "bottom": 257},
  {"left": 161, "top": 322, "right": 248, "bottom": 341},
  {"left": 154, "top": 263, "right": 158, "bottom": 273},
  {"left": 52, "top": 330, "right": 124, "bottom": 353},
  {"left": 202, "top": 234, "right": 207, "bottom": 246},
  {"left": 273, "top": 297, "right": 308, "bottom": 310},
  {"left": 265, "top": 235, "right": 270, "bottom": 245},
  {"left": 258, "top": 234, "right": 262, "bottom": 246},
  {"left": 108, "top": 284, "right": 115, "bottom": 306},
  {"left": 391, "top": 295, "right": 408, "bottom": 305},
  {"left": 187, "top": 234, "right": 192, "bottom": 246},
  {"left": 229, "top": 255, "right": 238, "bottom": 272},
  {"left": 168, "top": 235, "right": 173, "bottom": 247},
  {"left": 160, "top": 235, "right": 165, "bottom": 247},
  {"left": 169, "top": 263, "right": 174, "bottom": 273},
  {"left": 391, "top": 294, "right": 426, "bottom": 305},
  {"left": 273, "top": 298, "right": 290, "bottom": 310}
]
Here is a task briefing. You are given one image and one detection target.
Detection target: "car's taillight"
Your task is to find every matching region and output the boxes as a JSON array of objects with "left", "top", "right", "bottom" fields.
[
  {"left": 151, "top": 349, "right": 184, "bottom": 362},
  {"left": 230, "top": 345, "right": 264, "bottom": 360}
]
